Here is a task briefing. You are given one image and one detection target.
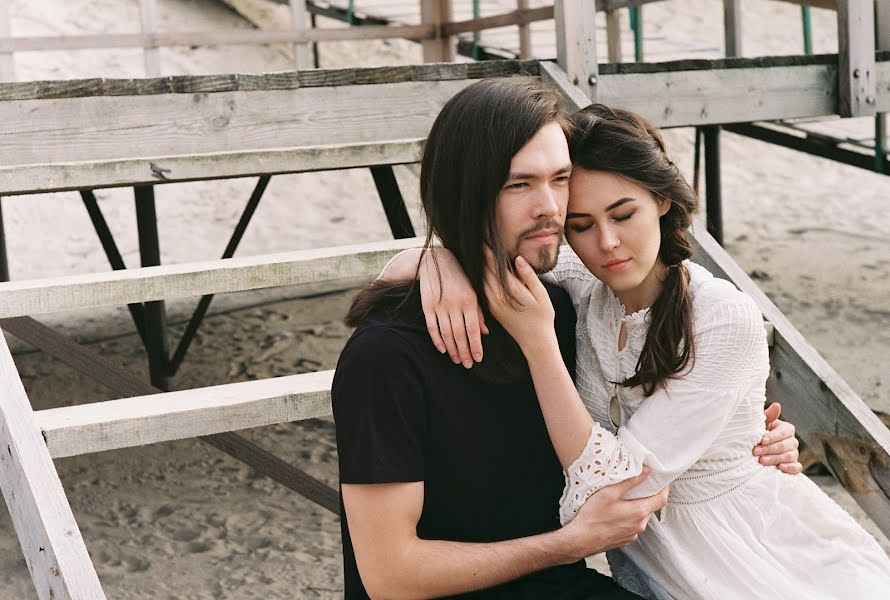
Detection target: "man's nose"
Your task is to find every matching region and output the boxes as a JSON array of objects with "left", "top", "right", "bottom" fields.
[{"left": 532, "top": 185, "right": 560, "bottom": 218}]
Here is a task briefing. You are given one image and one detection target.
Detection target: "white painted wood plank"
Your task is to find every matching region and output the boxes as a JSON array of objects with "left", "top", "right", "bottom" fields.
[
  {"left": 0, "top": 327, "right": 105, "bottom": 599},
  {"left": 555, "top": 0, "right": 598, "bottom": 100},
  {"left": 598, "top": 63, "right": 839, "bottom": 127},
  {"left": 723, "top": 0, "right": 742, "bottom": 57},
  {"left": 539, "top": 61, "right": 592, "bottom": 113},
  {"left": 0, "top": 80, "right": 471, "bottom": 167},
  {"left": 605, "top": 10, "right": 622, "bottom": 63},
  {"left": 0, "top": 237, "right": 423, "bottom": 317},
  {"left": 139, "top": 0, "right": 162, "bottom": 76},
  {"left": 0, "top": 0, "right": 13, "bottom": 82},
  {"left": 517, "top": 0, "right": 532, "bottom": 59},
  {"left": 288, "top": 0, "right": 311, "bottom": 70},
  {"left": 878, "top": 0, "right": 890, "bottom": 51},
  {"left": 836, "top": 0, "right": 876, "bottom": 117},
  {"left": 420, "top": 0, "right": 453, "bottom": 62},
  {"left": 37, "top": 371, "right": 333, "bottom": 458},
  {"left": 0, "top": 138, "right": 424, "bottom": 195}
]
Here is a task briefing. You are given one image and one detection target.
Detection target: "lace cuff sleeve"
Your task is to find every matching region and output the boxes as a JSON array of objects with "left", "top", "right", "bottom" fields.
[{"left": 558, "top": 423, "right": 644, "bottom": 526}]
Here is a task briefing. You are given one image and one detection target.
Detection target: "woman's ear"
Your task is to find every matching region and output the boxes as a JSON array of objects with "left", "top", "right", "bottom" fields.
[{"left": 657, "top": 196, "right": 671, "bottom": 217}]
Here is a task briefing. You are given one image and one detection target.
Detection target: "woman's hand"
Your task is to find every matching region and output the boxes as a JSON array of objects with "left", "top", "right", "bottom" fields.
[
  {"left": 482, "top": 249, "right": 556, "bottom": 352},
  {"left": 418, "top": 248, "right": 489, "bottom": 368}
]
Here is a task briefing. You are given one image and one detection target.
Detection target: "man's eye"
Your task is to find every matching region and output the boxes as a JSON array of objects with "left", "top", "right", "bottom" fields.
[
  {"left": 553, "top": 176, "right": 570, "bottom": 184},
  {"left": 613, "top": 211, "right": 635, "bottom": 222},
  {"left": 508, "top": 182, "right": 529, "bottom": 190}
]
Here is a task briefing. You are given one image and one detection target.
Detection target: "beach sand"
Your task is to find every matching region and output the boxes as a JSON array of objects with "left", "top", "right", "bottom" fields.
[{"left": 0, "top": 0, "right": 888, "bottom": 597}]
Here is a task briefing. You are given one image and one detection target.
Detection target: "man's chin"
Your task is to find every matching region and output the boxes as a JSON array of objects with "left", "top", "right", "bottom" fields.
[{"left": 519, "top": 246, "right": 559, "bottom": 274}]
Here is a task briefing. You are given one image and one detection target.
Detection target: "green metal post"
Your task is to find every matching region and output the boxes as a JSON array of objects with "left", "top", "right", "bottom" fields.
[
  {"left": 876, "top": 113, "right": 887, "bottom": 174},
  {"left": 801, "top": 6, "right": 812, "bottom": 55},
  {"left": 472, "top": 0, "right": 481, "bottom": 60},
  {"left": 629, "top": 5, "right": 643, "bottom": 62},
  {"left": 347, "top": 0, "right": 355, "bottom": 25}
]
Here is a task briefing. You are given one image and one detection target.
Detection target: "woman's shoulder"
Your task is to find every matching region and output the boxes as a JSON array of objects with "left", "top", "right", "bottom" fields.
[{"left": 686, "top": 261, "right": 762, "bottom": 327}]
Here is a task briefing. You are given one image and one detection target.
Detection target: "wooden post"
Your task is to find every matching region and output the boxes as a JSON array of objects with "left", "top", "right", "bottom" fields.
[
  {"left": 517, "top": 0, "right": 532, "bottom": 59},
  {"left": 606, "top": 10, "right": 622, "bottom": 63},
  {"left": 0, "top": 0, "right": 13, "bottom": 81},
  {"left": 0, "top": 327, "right": 106, "bottom": 599},
  {"left": 837, "top": 0, "right": 876, "bottom": 117},
  {"left": 288, "top": 0, "right": 311, "bottom": 70},
  {"left": 554, "top": 0, "right": 598, "bottom": 101},
  {"left": 723, "top": 0, "right": 742, "bottom": 57},
  {"left": 878, "top": 0, "right": 890, "bottom": 52},
  {"left": 420, "top": 0, "right": 453, "bottom": 62},
  {"left": 139, "top": 0, "right": 161, "bottom": 76}
]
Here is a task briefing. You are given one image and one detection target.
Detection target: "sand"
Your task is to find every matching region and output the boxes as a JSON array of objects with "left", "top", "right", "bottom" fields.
[{"left": 0, "top": 0, "right": 888, "bottom": 597}]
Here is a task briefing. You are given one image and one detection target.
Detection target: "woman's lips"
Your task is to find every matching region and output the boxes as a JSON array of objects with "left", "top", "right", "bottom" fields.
[{"left": 603, "top": 258, "right": 631, "bottom": 273}]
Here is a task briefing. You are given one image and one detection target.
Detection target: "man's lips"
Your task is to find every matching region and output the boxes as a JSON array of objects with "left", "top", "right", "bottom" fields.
[{"left": 524, "top": 229, "right": 559, "bottom": 242}]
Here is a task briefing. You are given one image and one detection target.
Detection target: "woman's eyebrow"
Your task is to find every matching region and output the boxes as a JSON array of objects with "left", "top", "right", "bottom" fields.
[{"left": 606, "top": 197, "right": 635, "bottom": 211}]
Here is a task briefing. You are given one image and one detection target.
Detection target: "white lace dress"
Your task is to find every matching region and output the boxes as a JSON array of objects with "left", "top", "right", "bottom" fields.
[{"left": 543, "top": 246, "right": 890, "bottom": 600}]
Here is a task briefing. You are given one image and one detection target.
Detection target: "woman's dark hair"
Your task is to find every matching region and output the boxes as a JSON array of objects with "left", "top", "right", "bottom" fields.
[
  {"left": 569, "top": 104, "right": 698, "bottom": 396},
  {"left": 345, "top": 77, "right": 570, "bottom": 382}
]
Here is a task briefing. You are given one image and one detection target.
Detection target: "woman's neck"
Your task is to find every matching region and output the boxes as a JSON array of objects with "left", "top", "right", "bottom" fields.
[{"left": 614, "top": 260, "right": 668, "bottom": 315}]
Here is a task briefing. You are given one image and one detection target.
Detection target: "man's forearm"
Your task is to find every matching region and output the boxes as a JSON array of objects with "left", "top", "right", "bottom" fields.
[{"left": 366, "top": 528, "right": 580, "bottom": 600}]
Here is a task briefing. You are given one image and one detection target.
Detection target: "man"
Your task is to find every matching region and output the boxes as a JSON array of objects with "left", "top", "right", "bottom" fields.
[{"left": 332, "top": 78, "right": 800, "bottom": 599}]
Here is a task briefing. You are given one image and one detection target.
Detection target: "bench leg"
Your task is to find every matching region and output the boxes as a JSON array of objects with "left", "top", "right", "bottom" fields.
[
  {"left": 703, "top": 125, "right": 724, "bottom": 246},
  {"left": 0, "top": 197, "right": 8, "bottom": 282},
  {"left": 370, "top": 166, "right": 416, "bottom": 239},
  {"left": 134, "top": 185, "right": 170, "bottom": 391}
]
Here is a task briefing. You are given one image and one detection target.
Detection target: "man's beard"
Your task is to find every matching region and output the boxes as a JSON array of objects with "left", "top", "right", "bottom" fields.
[{"left": 512, "top": 219, "right": 563, "bottom": 274}]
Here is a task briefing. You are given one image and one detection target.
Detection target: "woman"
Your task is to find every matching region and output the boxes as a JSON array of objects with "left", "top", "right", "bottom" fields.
[{"left": 382, "top": 104, "right": 890, "bottom": 598}]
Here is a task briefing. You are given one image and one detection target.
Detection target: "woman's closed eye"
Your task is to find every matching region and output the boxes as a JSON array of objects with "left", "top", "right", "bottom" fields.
[
  {"left": 612, "top": 210, "right": 635, "bottom": 222},
  {"left": 566, "top": 221, "right": 593, "bottom": 233}
]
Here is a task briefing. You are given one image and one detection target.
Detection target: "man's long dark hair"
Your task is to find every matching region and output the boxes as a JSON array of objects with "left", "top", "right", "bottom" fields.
[
  {"left": 570, "top": 104, "right": 699, "bottom": 396},
  {"left": 345, "top": 77, "right": 570, "bottom": 381}
]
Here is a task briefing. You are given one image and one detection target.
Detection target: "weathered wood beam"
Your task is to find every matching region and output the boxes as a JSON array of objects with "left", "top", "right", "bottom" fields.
[
  {"left": 539, "top": 61, "right": 593, "bottom": 113},
  {"left": 0, "top": 327, "right": 106, "bottom": 599},
  {"left": 0, "top": 0, "right": 13, "bottom": 81},
  {"left": 837, "top": 0, "right": 876, "bottom": 117},
  {"left": 0, "top": 139, "right": 424, "bottom": 195},
  {"left": 597, "top": 58, "right": 890, "bottom": 127},
  {"left": 288, "top": 0, "right": 311, "bottom": 69},
  {"left": 0, "top": 60, "right": 540, "bottom": 101},
  {"left": 37, "top": 371, "right": 333, "bottom": 458},
  {"left": 0, "top": 24, "right": 437, "bottom": 53},
  {"left": 420, "top": 0, "right": 452, "bottom": 62},
  {"left": 0, "top": 80, "right": 472, "bottom": 168},
  {"left": 0, "top": 237, "right": 423, "bottom": 318},
  {"left": 139, "top": 0, "right": 161, "bottom": 76},
  {"left": 555, "top": 0, "right": 598, "bottom": 100},
  {"left": 723, "top": 0, "right": 742, "bottom": 58},
  {"left": 691, "top": 227, "right": 890, "bottom": 537},
  {"left": 2, "top": 316, "right": 339, "bottom": 514},
  {"left": 441, "top": 6, "right": 553, "bottom": 36}
]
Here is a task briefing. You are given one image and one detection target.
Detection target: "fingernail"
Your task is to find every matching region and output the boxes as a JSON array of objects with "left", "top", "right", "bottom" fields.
[
  {"left": 753, "top": 447, "right": 763, "bottom": 456},
  {"left": 463, "top": 359, "right": 473, "bottom": 369},
  {"left": 473, "top": 353, "right": 482, "bottom": 362},
  {"left": 761, "top": 436, "right": 770, "bottom": 445},
  {"left": 437, "top": 346, "right": 446, "bottom": 354}
]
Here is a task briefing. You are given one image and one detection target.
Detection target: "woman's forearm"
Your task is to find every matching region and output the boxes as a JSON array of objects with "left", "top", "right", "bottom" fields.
[{"left": 523, "top": 337, "right": 598, "bottom": 470}]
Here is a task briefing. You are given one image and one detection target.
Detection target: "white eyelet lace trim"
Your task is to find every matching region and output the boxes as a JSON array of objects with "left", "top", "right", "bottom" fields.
[{"left": 558, "top": 422, "right": 644, "bottom": 526}]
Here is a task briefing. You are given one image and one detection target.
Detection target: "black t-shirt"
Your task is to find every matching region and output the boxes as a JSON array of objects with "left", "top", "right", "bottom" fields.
[{"left": 332, "top": 285, "right": 641, "bottom": 600}]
